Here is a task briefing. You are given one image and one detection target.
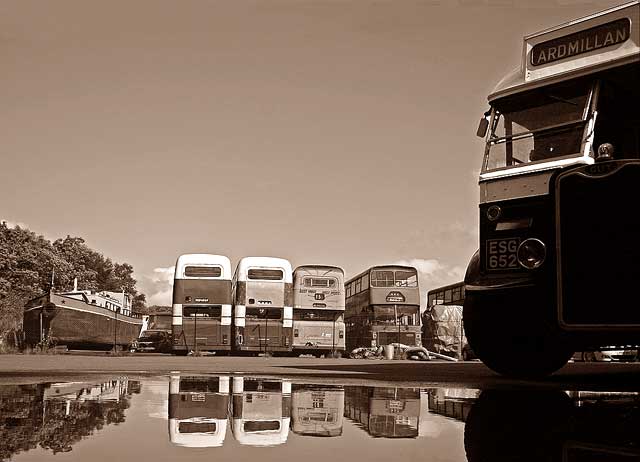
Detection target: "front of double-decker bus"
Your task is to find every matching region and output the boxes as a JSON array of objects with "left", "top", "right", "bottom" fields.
[
  {"left": 291, "top": 385, "right": 345, "bottom": 437},
  {"left": 168, "top": 375, "right": 230, "bottom": 448},
  {"left": 292, "top": 265, "right": 346, "bottom": 356},
  {"left": 172, "top": 255, "right": 233, "bottom": 355},
  {"left": 231, "top": 377, "right": 291, "bottom": 447},
  {"left": 464, "top": 2, "right": 640, "bottom": 377},
  {"left": 369, "top": 266, "right": 422, "bottom": 348},
  {"left": 233, "top": 257, "right": 293, "bottom": 354}
]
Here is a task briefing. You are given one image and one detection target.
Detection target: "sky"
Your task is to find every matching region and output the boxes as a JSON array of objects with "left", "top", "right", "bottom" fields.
[{"left": 0, "top": 0, "right": 625, "bottom": 306}]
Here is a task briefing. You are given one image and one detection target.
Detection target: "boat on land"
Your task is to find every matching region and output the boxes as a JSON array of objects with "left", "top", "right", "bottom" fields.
[{"left": 23, "top": 287, "right": 143, "bottom": 350}]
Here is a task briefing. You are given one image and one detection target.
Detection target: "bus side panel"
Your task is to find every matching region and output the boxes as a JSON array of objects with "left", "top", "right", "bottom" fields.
[
  {"left": 177, "top": 321, "right": 231, "bottom": 351},
  {"left": 293, "top": 321, "right": 345, "bottom": 350}
]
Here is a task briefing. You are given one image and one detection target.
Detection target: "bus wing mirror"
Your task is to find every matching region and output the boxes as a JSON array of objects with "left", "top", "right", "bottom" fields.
[{"left": 476, "top": 117, "right": 489, "bottom": 138}]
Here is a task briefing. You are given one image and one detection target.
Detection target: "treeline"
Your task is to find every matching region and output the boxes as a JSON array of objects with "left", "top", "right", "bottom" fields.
[{"left": 0, "top": 222, "right": 146, "bottom": 334}]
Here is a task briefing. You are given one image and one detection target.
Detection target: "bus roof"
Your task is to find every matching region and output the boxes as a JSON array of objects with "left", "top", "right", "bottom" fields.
[
  {"left": 175, "top": 254, "right": 232, "bottom": 279},
  {"left": 426, "top": 281, "right": 465, "bottom": 296},
  {"left": 294, "top": 265, "right": 345, "bottom": 275},
  {"left": 345, "top": 265, "right": 418, "bottom": 285},
  {"left": 235, "top": 257, "right": 293, "bottom": 283},
  {"left": 489, "top": 1, "right": 639, "bottom": 102}
]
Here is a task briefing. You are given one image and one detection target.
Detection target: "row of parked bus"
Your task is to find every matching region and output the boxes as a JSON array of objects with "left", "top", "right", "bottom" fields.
[
  {"left": 171, "top": 254, "right": 422, "bottom": 356},
  {"left": 168, "top": 375, "right": 438, "bottom": 447}
]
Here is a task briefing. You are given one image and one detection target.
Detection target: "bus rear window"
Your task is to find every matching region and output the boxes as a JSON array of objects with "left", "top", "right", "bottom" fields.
[
  {"left": 248, "top": 269, "right": 283, "bottom": 281},
  {"left": 183, "top": 306, "right": 222, "bottom": 318},
  {"left": 304, "top": 278, "right": 336, "bottom": 288},
  {"left": 293, "top": 310, "right": 341, "bottom": 321},
  {"left": 245, "top": 307, "right": 282, "bottom": 319},
  {"left": 179, "top": 422, "right": 216, "bottom": 433},
  {"left": 184, "top": 266, "right": 222, "bottom": 278},
  {"left": 244, "top": 421, "right": 280, "bottom": 432}
]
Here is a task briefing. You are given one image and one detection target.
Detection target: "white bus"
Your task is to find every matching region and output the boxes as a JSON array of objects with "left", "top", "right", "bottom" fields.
[
  {"left": 168, "top": 375, "right": 230, "bottom": 447},
  {"left": 231, "top": 377, "right": 291, "bottom": 447},
  {"left": 291, "top": 384, "right": 344, "bottom": 437},
  {"left": 292, "top": 265, "right": 346, "bottom": 357},
  {"left": 172, "top": 254, "right": 232, "bottom": 355},
  {"left": 232, "top": 257, "right": 293, "bottom": 354}
]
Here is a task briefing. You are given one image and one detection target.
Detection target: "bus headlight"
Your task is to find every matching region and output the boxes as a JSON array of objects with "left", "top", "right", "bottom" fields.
[
  {"left": 517, "top": 238, "right": 546, "bottom": 269},
  {"left": 486, "top": 205, "right": 502, "bottom": 222},
  {"left": 294, "top": 329, "right": 299, "bottom": 338}
]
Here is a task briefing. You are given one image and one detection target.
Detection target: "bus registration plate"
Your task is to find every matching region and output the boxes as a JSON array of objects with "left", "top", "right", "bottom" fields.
[{"left": 486, "top": 238, "right": 520, "bottom": 270}]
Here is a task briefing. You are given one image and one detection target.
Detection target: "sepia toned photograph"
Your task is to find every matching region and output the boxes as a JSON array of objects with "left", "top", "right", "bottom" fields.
[{"left": 1, "top": 1, "right": 639, "bottom": 460}]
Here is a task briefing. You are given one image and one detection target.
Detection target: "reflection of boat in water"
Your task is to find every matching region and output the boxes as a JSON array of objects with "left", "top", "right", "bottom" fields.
[
  {"left": 344, "top": 386, "right": 421, "bottom": 438},
  {"left": 465, "top": 390, "right": 640, "bottom": 462},
  {"left": 231, "top": 377, "right": 291, "bottom": 447},
  {"left": 291, "top": 385, "right": 344, "bottom": 437},
  {"left": 45, "top": 378, "right": 130, "bottom": 404},
  {"left": 0, "top": 378, "right": 139, "bottom": 459},
  {"left": 168, "top": 375, "right": 229, "bottom": 448},
  {"left": 23, "top": 290, "right": 143, "bottom": 349}
]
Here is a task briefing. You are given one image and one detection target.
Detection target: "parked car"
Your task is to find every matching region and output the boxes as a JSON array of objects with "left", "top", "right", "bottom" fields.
[{"left": 131, "top": 329, "right": 172, "bottom": 353}]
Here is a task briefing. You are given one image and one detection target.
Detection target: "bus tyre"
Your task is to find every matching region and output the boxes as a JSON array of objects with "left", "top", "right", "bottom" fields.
[{"left": 463, "top": 293, "right": 574, "bottom": 378}]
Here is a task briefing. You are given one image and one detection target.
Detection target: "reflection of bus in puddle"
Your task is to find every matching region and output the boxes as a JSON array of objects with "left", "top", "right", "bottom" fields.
[
  {"left": 168, "top": 375, "right": 229, "bottom": 448},
  {"left": 231, "top": 377, "right": 291, "bottom": 447},
  {"left": 291, "top": 385, "right": 344, "bottom": 437},
  {"left": 427, "top": 388, "right": 479, "bottom": 423},
  {"left": 344, "top": 386, "right": 421, "bottom": 438}
]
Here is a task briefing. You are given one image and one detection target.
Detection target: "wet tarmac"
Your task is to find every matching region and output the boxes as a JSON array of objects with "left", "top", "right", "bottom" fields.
[{"left": 1, "top": 370, "right": 638, "bottom": 461}]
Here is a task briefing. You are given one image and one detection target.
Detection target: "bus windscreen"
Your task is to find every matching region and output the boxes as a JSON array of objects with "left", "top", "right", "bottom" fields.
[
  {"left": 303, "top": 278, "right": 336, "bottom": 288},
  {"left": 293, "top": 310, "right": 341, "bottom": 321}
]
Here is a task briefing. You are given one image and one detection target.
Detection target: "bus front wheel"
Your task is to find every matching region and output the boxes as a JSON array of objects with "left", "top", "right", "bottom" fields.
[{"left": 463, "top": 291, "right": 574, "bottom": 378}]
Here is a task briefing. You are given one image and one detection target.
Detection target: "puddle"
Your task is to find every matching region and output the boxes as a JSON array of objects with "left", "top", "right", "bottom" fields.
[{"left": 1, "top": 375, "right": 638, "bottom": 461}]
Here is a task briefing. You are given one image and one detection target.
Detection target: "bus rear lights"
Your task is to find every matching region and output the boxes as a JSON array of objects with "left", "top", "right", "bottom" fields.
[
  {"left": 185, "top": 296, "right": 192, "bottom": 302},
  {"left": 294, "top": 329, "right": 299, "bottom": 337},
  {"left": 285, "top": 337, "right": 289, "bottom": 346},
  {"left": 222, "top": 334, "right": 228, "bottom": 345},
  {"left": 596, "top": 142, "right": 615, "bottom": 161},
  {"left": 339, "top": 331, "right": 344, "bottom": 339},
  {"left": 486, "top": 205, "right": 502, "bottom": 221},
  {"left": 517, "top": 238, "right": 546, "bottom": 269}
]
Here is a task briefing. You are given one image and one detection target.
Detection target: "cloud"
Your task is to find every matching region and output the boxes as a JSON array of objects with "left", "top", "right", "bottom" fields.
[{"left": 141, "top": 266, "right": 175, "bottom": 306}]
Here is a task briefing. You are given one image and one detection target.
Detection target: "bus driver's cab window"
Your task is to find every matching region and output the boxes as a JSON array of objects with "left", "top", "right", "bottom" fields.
[{"left": 593, "top": 65, "right": 640, "bottom": 160}]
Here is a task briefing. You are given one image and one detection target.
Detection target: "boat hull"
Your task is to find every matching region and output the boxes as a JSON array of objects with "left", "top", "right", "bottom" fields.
[{"left": 23, "top": 293, "right": 143, "bottom": 349}]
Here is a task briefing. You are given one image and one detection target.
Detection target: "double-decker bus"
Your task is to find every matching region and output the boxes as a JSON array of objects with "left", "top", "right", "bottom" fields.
[
  {"left": 168, "top": 375, "right": 230, "bottom": 447},
  {"left": 230, "top": 377, "right": 291, "bottom": 447},
  {"left": 291, "top": 384, "right": 344, "bottom": 437},
  {"left": 464, "top": 1, "right": 640, "bottom": 376},
  {"left": 344, "top": 266, "right": 421, "bottom": 351},
  {"left": 344, "top": 386, "right": 422, "bottom": 438},
  {"left": 292, "top": 265, "right": 346, "bottom": 357},
  {"left": 423, "top": 282, "right": 467, "bottom": 359},
  {"left": 232, "top": 257, "right": 293, "bottom": 355},
  {"left": 172, "top": 254, "right": 232, "bottom": 355}
]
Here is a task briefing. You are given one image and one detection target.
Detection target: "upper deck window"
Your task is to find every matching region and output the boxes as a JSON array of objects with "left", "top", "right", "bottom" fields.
[
  {"left": 304, "top": 277, "right": 337, "bottom": 288},
  {"left": 184, "top": 266, "right": 222, "bottom": 278},
  {"left": 483, "top": 80, "right": 592, "bottom": 172},
  {"left": 370, "top": 270, "right": 418, "bottom": 288},
  {"left": 248, "top": 268, "right": 283, "bottom": 281}
]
